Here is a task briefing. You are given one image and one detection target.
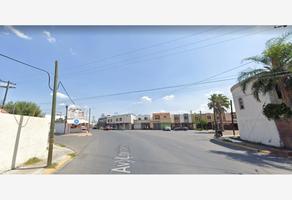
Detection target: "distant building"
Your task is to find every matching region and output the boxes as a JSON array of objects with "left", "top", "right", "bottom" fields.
[
  {"left": 194, "top": 112, "right": 237, "bottom": 130},
  {"left": 134, "top": 114, "right": 151, "bottom": 129},
  {"left": 96, "top": 115, "right": 108, "bottom": 129},
  {"left": 55, "top": 105, "right": 89, "bottom": 134},
  {"left": 170, "top": 113, "right": 194, "bottom": 129},
  {"left": 231, "top": 81, "right": 292, "bottom": 148},
  {"left": 151, "top": 112, "right": 172, "bottom": 130},
  {"left": 107, "top": 114, "right": 136, "bottom": 130}
]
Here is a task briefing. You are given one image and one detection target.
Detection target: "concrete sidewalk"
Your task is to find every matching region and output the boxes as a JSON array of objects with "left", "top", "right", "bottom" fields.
[
  {"left": 1, "top": 144, "right": 75, "bottom": 175},
  {"left": 212, "top": 136, "right": 292, "bottom": 158}
]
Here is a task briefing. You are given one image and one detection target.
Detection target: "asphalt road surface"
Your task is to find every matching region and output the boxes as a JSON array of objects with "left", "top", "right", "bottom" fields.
[{"left": 55, "top": 130, "right": 292, "bottom": 174}]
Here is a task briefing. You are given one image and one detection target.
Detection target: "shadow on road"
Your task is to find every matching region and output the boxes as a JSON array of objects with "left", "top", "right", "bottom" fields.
[{"left": 209, "top": 139, "right": 292, "bottom": 172}]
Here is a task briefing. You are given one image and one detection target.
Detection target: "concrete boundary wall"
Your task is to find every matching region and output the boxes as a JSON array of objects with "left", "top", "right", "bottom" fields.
[{"left": 0, "top": 113, "right": 50, "bottom": 172}]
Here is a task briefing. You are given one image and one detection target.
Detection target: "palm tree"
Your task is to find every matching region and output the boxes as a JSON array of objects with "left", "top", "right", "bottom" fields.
[
  {"left": 238, "top": 32, "right": 292, "bottom": 108},
  {"left": 208, "top": 94, "right": 230, "bottom": 132}
]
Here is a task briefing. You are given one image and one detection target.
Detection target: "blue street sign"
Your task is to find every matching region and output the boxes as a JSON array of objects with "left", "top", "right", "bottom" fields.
[{"left": 73, "top": 119, "right": 80, "bottom": 125}]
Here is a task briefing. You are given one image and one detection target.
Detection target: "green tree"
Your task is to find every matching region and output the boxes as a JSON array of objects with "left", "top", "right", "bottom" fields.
[
  {"left": 207, "top": 94, "right": 230, "bottom": 132},
  {"left": 238, "top": 33, "right": 292, "bottom": 110},
  {"left": 196, "top": 118, "right": 208, "bottom": 130},
  {"left": 4, "top": 101, "right": 43, "bottom": 117}
]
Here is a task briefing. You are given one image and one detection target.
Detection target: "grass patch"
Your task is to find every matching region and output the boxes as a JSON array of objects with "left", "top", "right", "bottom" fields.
[
  {"left": 56, "top": 143, "right": 66, "bottom": 147},
  {"left": 47, "top": 162, "right": 58, "bottom": 169},
  {"left": 68, "top": 153, "right": 76, "bottom": 158},
  {"left": 222, "top": 138, "right": 233, "bottom": 143},
  {"left": 24, "top": 157, "right": 42, "bottom": 166}
]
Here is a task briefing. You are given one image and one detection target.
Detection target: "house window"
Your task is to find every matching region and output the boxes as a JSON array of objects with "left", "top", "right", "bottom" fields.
[
  {"left": 238, "top": 98, "right": 244, "bottom": 110},
  {"left": 154, "top": 115, "right": 160, "bottom": 120},
  {"left": 120, "top": 118, "right": 122, "bottom": 121},
  {"left": 116, "top": 118, "right": 118, "bottom": 122},
  {"left": 144, "top": 117, "right": 148, "bottom": 120},
  {"left": 163, "top": 115, "right": 167, "bottom": 118},
  {"left": 184, "top": 114, "right": 188, "bottom": 120},
  {"left": 138, "top": 118, "right": 141, "bottom": 120},
  {"left": 207, "top": 116, "right": 211, "bottom": 120}
]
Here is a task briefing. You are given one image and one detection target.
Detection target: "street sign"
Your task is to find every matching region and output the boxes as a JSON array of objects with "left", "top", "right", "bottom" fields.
[{"left": 73, "top": 119, "right": 80, "bottom": 125}]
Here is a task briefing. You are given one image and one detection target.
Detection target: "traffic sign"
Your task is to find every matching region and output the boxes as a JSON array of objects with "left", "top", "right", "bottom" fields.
[{"left": 73, "top": 119, "right": 80, "bottom": 125}]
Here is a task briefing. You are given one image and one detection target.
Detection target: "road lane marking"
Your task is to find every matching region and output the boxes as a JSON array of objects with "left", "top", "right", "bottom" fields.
[{"left": 111, "top": 145, "right": 133, "bottom": 174}]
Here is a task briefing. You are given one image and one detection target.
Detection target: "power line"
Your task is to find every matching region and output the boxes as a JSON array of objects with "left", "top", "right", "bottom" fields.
[
  {"left": 71, "top": 27, "right": 220, "bottom": 69},
  {"left": 73, "top": 78, "right": 237, "bottom": 101},
  {"left": 68, "top": 65, "right": 292, "bottom": 102},
  {"left": 0, "top": 53, "right": 53, "bottom": 91},
  {"left": 76, "top": 72, "right": 292, "bottom": 113},
  {"left": 58, "top": 81, "right": 76, "bottom": 105},
  {"left": 38, "top": 61, "right": 254, "bottom": 104},
  {"left": 62, "top": 27, "right": 247, "bottom": 76},
  {"left": 12, "top": 27, "right": 244, "bottom": 84},
  {"left": 61, "top": 27, "right": 274, "bottom": 77},
  {"left": 0, "top": 53, "right": 76, "bottom": 107}
]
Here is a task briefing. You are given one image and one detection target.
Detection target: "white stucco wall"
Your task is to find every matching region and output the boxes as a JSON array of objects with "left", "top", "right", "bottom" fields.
[
  {"left": 231, "top": 83, "right": 282, "bottom": 147},
  {"left": 107, "top": 114, "right": 136, "bottom": 124},
  {"left": 0, "top": 113, "right": 50, "bottom": 172}
]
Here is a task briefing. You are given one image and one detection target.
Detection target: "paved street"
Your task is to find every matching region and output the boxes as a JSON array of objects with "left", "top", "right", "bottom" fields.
[{"left": 55, "top": 130, "right": 292, "bottom": 174}]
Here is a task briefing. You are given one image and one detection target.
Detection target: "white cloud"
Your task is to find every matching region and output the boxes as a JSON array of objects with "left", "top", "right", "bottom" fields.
[
  {"left": 162, "top": 94, "right": 175, "bottom": 101},
  {"left": 134, "top": 96, "right": 152, "bottom": 104},
  {"left": 43, "top": 31, "right": 56, "bottom": 43},
  {"left": 5, "top": 26, "right": 32, "bottom": 40},
  {"left": 50, "top": 92, "right": 68, "bottom": 99},
  {"left": 140, "top": 96, "right": 152, "bottom": 103}
]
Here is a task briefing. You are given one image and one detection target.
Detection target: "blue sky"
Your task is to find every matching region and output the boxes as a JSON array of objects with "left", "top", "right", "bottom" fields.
[{"left": 1, "top": 26, "right": 291, "bottom": 119}]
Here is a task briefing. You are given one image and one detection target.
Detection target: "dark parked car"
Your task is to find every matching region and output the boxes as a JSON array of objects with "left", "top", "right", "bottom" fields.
[{"left": 173, "top": 126, "right": 189, "bottom": 131}]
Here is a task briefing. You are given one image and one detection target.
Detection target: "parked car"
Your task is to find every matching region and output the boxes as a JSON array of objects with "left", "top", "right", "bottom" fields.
[
  {"left": 104, "top": 126, "right": 112, "bottom": 130},
  {"left": 81, "top": 125, "right": 87, "bottom": 132},
  {"left": 173, "top": 126, "right": 188, "bottom": 131},
  {"left": 163, "top": 126, "right": 171, "bottom": 131}
]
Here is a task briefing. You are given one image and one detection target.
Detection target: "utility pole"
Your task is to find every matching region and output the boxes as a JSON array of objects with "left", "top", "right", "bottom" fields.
[
  {"left": 1, "top": 80, "right": 16, "bottom": 108},
  {"left": 47, "top": 60, "right": 58, "bottom": 167},
  {"left": 199, "top": 110, "right": 202, "bottom": 129},
  {"left": 230, "top": 100, "right": 235, "bottom": 136},
  {"left": 88, "top": 108, "right": 91, "bottom": 132},
  {"left": 64, "top": 105, "right": 68, "bottom": 135}
]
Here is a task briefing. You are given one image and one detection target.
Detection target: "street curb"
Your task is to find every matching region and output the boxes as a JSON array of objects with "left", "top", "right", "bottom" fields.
[
  {"left": 211, "top": 137, "right": 292, "bottom": 158},
  {"left": 62, "top": 132, "right": 92, "bottom": 137},
  {"left": 211, "top": 138, "right": 260, "bottom": 152},
  {"left": 44, "top": 155, "right": 74, "bottom": 174}
]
